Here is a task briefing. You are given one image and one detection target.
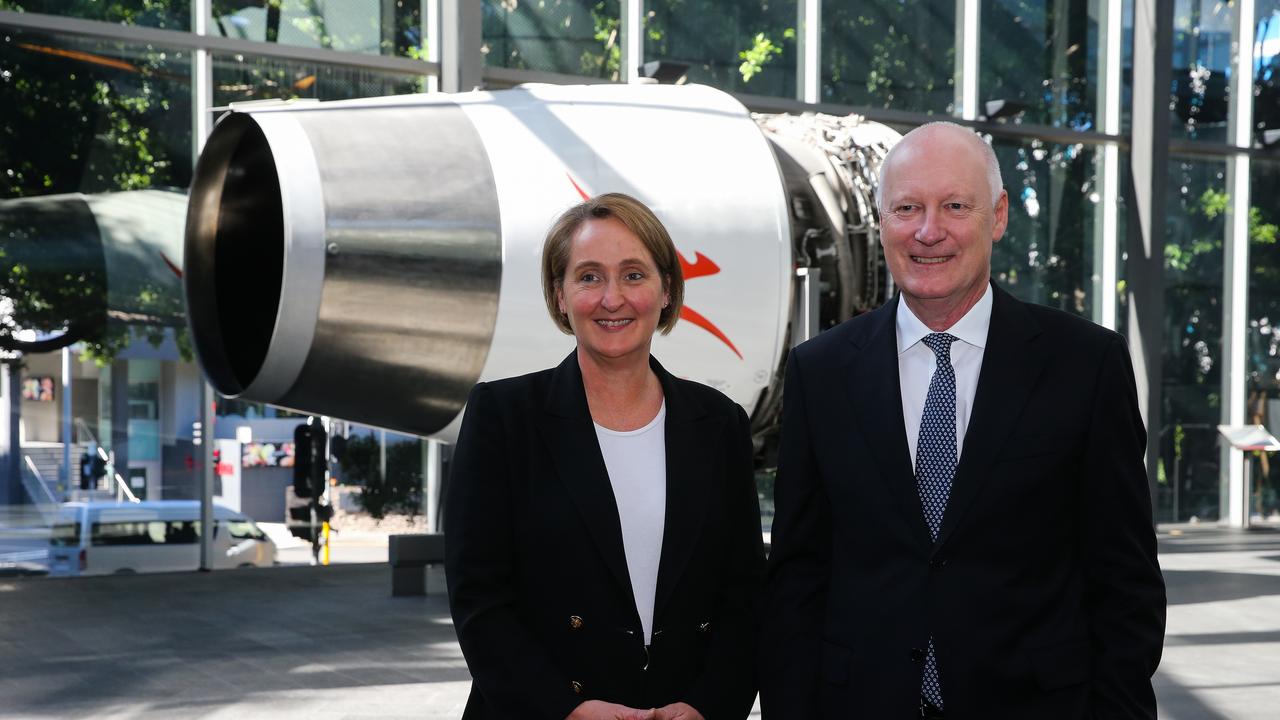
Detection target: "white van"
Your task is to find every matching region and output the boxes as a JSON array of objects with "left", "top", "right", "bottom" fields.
[{"left": 47, "top": 501, "right": 277, "bottom": 577}]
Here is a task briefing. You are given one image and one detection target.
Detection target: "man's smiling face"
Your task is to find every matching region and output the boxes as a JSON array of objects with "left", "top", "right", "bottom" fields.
[{"left": 879, "top": 124, "right": 1008, "bottom": 327}]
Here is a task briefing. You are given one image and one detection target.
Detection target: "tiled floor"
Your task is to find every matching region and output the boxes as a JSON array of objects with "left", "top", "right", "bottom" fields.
[{"left": 1, "top": 527, "right": 1278, "bottom": 719}]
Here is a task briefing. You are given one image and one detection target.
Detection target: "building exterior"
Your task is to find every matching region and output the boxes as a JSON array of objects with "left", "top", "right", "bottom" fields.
[{"left": 2, "top": 1, "right": 1279, "bottom": 543}]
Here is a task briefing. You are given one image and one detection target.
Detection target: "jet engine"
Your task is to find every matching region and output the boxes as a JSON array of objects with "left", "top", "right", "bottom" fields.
[{"left": 183, "top": 83, "right": 899, "bottom": 446}]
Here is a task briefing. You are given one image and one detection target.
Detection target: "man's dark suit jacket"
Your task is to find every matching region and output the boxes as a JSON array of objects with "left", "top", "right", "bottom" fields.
[
  {"left": 760, "top": 283, "right": 1166, "bottom": 719},
  {"left": 446, "top": 352, "right": 765, "bottom": 720}
]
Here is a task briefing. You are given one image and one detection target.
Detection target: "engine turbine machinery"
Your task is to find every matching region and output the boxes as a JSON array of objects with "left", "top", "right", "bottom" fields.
[{"left": 183, "top": 84, "right": 899, "bottom": 452}]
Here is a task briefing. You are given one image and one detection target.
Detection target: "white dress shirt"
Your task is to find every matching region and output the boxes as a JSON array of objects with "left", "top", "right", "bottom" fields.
[
  {"left": 897, "top": 284, "right": 993, "bottom": 468},
  {"left": 594, "top": 401, "right": 667, "bottom": 645}
]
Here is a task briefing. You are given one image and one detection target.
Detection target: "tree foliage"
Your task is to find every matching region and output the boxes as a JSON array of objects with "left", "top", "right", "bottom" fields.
[{"left": 340, "top": 434, "right": 423, "bottom": 519}]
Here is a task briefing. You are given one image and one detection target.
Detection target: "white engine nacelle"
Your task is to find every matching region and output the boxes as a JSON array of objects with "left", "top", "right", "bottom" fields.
[{"left": 183, "top": 84, "right": 899, "bottom": 447}]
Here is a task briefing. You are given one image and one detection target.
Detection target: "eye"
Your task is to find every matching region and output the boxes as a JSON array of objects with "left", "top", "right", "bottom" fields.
[
  {"left": 578, "top": 272, "right": 600, "bottom": 283},
  {"left": 625, "top": 271, "right": 646, "bottom": 281},
  {"left": 946, "top": 202, "right": 967, "bottom": 210}
]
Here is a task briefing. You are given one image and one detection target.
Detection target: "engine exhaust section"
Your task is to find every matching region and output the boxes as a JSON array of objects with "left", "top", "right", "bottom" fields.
[{"left": 183, "top": 84, "right": 898, "bottom": 442}]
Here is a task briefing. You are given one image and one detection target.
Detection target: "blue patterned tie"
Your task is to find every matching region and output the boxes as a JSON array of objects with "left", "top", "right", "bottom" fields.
[{"left": 917, "top": 332, "right": 958, "bottom": 710}]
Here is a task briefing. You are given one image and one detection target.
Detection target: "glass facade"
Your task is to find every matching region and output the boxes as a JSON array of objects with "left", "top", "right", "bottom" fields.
[
  {"left": 990, "top": 136, "right": 1101, "bottom": 317},
  {"left": 1244, "top": 158, "right": 1280, "bottom": 522},
  {"left": 644, "top": 0, "right": 797, "bottom": 97},
  {"left": 0, "top": 1, "right": 190, "bottom": 30},
  {"left": 822, "top": 0, "right": 955, "bottom": 112},
  {"left": 1158, "top": 157, "right": 1227, "bottom": 522},
  {"left": 213, "top": 0, "right": 424, "bottom": 58},
  {"left": 979, "top": 0, "right": 1098, "bottom": 129},
  {"left": 1170, "top": 0, "right": 1233, "bottom": 142},
  {"left": 481, "top": 0, "right": 620, "bottom": 77},
  {"left": 212, "top": 53, "right": 428, "bottom": 104},
  {"left": 1257, "top": 2, "right": 1280, "bottom": 147}
]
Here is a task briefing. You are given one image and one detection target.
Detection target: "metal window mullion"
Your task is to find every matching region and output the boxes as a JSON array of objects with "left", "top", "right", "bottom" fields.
[
  {"left": 1092, "top": 0, "right": 1123, "bottom": 330},
  {"left": 955, "top": 0, "right": 980, "bottom": 119},
  {"left": 1223, "top": 0, "right": 1255, "bottom": 527},
  {"left": 797, "top": 0, "right": 821, "bottom": 103},
  {"left": 425, "top": 0, "right": 440, "bottom": 92},
  {"left": 441, "top": 0, "right": 480, "bottom": 92},
  {"left": 621, "top": 0, "right": 643, "bottom": 83}
]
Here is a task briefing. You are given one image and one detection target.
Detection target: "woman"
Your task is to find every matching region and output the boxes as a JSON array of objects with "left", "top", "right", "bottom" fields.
[{"left": 446, "top": 193, "right": 764, "bottom": 720}]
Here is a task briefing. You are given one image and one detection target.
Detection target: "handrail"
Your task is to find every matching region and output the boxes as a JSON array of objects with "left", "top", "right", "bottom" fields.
[
  {"left": 74, "top": 417, "right": 99, "bottom": 445},
  {"left": 113, "top": 472, "right": 140, "bottom": 504},
  {"left": 21, "top": 456, "right": 61, "bottom": 505}
]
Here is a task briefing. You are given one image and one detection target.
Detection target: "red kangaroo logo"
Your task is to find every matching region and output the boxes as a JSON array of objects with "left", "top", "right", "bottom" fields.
[{"left": 567, "top": 174, "right": 742, "bottom": 359}]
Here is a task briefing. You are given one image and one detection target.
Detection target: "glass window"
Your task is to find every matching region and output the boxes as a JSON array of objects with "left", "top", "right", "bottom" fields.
[
  {"left": 50, "top": 521, "right": 80, "bottom": 547},
  {"left": 211, "top": 52, "right": 428, "bottom": 104},
  {"left": 92, "top": 520, "right": 199, "bottom": 545},
  {"left": 0, "top": 1, "right": 190, "bottom": 30},
  {"left": 989, "top": 136, "right": 1102, "bottom": 318},
  {"left": 1, "top": 29, "right": 192, "bottom": 360},
  {"left": 1159, "top": 157, "right": 1226, "bottom": 523},
  {"left": 1244, "top": 158, "right": 1280, "bottom": 522},
  {"left": 482, "top": 0, "right": 620, "bottom": 78},
  {"left": 212, "top": 0, "right": 424, "bottom": 58},
  {"left": 979, "top": 0, "right": 1097, "bottom": 130},
  {"left": 1170, "top": 0, "right": 1234, "bottom": 142},
  {"left": 644, "top": 0, "right": 797, "bottom": 98},
  {"left": 221, "top": 519, "right": 265, "bottom": 541},
  {"left": 1255, "top": 2, "right": 1280, "bottom": 147},
  {"left": 822, "top": 0, "right": 955, "bottom": 113}
]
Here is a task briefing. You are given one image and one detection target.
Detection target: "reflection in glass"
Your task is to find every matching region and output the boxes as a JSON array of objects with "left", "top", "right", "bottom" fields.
[
  {"left": 980, "top": 0, "right": 1097, "bottom": 129},
  {"left": 1170, "top": 0, "right": 1233, "bottom": 142},
  {"left": 1, "top": 30, "right": 192, "bottom": 360},
  {"left": 1244, "top": 159, "right": 1280, "bottom": 522},
  {"left": 822, "top": 0, "right": 955, "bottom": 113},
  {"left": 481, "top": 0, "right": 620, "bottom": 77},
  {"left": 0, "top": 0, "right": 190, "bottom": 30},
  {"left": 644, "top": 0, "right": 797, "bottom": 98},
  {"left": 1255, "top": 3, "right": 1280, "bottom": 146},
  {"left": 1159, "top": 158, "right": 1226, "bottom": 522},
  {"left": 211, "top": 53, "right": 428, "bottom": 104},
  {"left": 989, "top": 137, "right": 1100, "bottom": 318},
  {"left": 212, "top": 0, "right": 424, "bottom": 58}
]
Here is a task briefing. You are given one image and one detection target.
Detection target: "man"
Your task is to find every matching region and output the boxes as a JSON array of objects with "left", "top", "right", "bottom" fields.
[{"left": 759, "top": 122, "right": 1165, "bottom": 719}]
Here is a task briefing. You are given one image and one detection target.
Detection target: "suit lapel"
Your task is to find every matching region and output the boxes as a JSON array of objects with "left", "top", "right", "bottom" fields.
[
  {"left": 933, "top": 285, "right": 1046, "bottom": 552},
  {"left": 652, "top": 359, "right": 713, "bottom": 619},
  {"left": 541, "top": 352, "right": 634, "bottom": 596},
  {"left": 844, "top": 298, "right": 933, "bottom": 547}
]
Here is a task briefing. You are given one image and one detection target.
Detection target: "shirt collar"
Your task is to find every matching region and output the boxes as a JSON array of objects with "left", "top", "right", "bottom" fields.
[{"left": 895, "top": 281, "right": 993, "bottom": 355}]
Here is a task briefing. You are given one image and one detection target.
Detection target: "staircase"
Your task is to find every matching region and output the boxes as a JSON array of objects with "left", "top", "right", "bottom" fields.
[{"left": 20, "top": 441, "right": 91, "bottom": 497}]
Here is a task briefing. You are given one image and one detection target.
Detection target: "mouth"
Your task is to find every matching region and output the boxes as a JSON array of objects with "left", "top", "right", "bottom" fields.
[
  {"left": 595, "top": 319, "right": 633, "bottom": 329},
  {"left": 911, "top": 255, "right": 952, "bottom": 265}
]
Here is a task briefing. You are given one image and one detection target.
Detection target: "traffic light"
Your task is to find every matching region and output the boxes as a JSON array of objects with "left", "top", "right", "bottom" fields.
[{"left": 292, "top": 421, "right": 328, "bottom": 499}]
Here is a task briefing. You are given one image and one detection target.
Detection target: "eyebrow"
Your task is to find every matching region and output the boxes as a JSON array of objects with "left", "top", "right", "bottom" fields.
[{"left": 570, "top": 257, "right": 653, "bottom": 271}]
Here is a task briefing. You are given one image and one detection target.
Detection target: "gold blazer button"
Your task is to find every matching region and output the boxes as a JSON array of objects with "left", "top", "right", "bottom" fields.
[
  {"left": 569, "top": 615, "right": 583, "bottom": 629},
  {"left": 571, "top": 680, "right": 583, "bottom": 694}
]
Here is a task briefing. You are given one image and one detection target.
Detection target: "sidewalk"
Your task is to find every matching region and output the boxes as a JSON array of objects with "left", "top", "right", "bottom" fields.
[{"left": 0, "top": 527, "right": 1277, "bottom": 718}]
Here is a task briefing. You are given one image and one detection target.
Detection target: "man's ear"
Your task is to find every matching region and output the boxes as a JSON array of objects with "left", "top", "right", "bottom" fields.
[{"left": 992, "top": 190, "right": 1010, "bottom": 243}]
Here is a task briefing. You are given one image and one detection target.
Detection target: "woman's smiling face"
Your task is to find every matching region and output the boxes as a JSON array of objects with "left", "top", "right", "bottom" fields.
[{"left": 558, "top": 216, "right": 668, "bottom": 364}]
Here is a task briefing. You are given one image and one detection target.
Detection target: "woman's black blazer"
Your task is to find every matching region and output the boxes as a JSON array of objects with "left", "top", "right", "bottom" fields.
[{"left": 445, "top": 351, "right": 765, "bottom": 720}]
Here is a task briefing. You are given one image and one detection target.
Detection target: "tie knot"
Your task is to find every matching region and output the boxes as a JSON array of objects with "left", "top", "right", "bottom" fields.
[{"left": 921, "top": 333, "right": 958, "bottom": 360}]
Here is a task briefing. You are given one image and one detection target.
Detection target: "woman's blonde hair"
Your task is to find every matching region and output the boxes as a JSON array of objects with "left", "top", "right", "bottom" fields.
[{"left": 540, "top": 192, "right": 685, "bottom": 335}]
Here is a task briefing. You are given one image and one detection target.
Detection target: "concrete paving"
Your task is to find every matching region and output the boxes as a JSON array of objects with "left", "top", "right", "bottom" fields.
[{"left": 0, "top": 526, "right": 1277, "bottom": 719}]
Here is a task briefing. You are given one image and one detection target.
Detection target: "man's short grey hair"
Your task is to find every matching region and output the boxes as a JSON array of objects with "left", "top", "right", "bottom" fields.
[{"left": 878, "top": 121, "right": 1003, "bottom": 209}]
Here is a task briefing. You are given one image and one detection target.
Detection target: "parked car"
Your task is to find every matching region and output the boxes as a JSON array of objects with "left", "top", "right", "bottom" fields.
[{"left": 47, "top": 501, "right": 277, "bottom": 576}]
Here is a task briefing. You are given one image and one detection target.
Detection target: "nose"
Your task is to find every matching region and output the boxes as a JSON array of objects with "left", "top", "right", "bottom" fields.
[
  {"left": 601, "top": 279, "right": 624, "bottom": 311},
  {"left": 914, "top": 208, "right": 946, "bottom": 245}
]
